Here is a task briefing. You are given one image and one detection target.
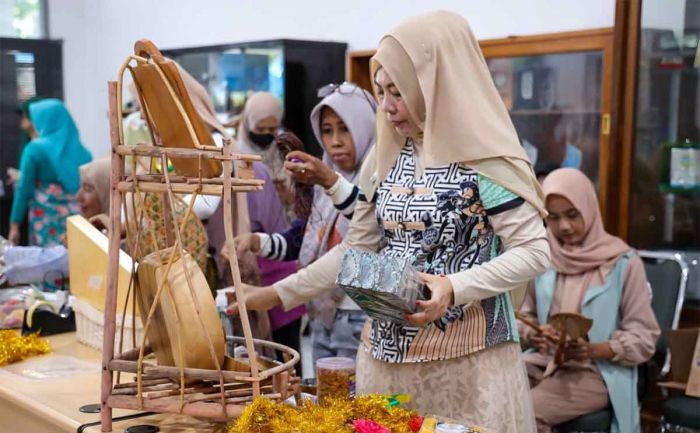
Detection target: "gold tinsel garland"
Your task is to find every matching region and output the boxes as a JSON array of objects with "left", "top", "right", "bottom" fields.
[
  {"left": 228, "top": 394, "right": 418, "bottom": 433},
  {"left": 0, "top": 330, "right": 51, "bottom": 366}
]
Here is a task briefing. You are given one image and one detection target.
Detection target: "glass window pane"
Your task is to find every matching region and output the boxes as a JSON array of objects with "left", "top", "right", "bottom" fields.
[
  {"left": 171, "top": 46, "right": 285, "bottom": 131},
  {"left": 487, "top": 51, "right": 604, "bottom": 184},
  {"left": 0, "top": 0, "right": 44, "bottom": 38},
  {"left": 628, "top": 0, "right": 700, "bottom": 250}
]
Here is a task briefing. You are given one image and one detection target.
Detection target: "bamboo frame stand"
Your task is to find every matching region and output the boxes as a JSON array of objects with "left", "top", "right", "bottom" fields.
[{"left": 99, "top": 51, "right": 299, "bottom": 432}]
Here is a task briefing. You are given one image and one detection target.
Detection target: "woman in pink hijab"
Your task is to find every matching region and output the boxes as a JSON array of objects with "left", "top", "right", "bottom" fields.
[{"left": 519, "top": 168, "right": 660, "bottom": 433}]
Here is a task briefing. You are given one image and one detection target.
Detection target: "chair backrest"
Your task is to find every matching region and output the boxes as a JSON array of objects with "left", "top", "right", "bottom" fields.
[
  {"left": 129, "top": 39, "right": 222, "bottom": 178},
  {"left": 639, "top": 251, "right": 689, "bottom": 356}
]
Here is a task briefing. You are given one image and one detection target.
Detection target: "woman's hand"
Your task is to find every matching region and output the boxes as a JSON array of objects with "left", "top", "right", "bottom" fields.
[
  {"left": 221, "top": 233, "right": 260, "bottom": 262},
  {"left": 6, "top": 167, "right": 19, "bottom": 186},
  {"left": 88, "top": 214, "right": 127, "bottom": 237},
  {"left": 89, "top": 214, "right": 110, "bottom": 232},
  {"left": 284, "top": 151, "right": 338, "bottom": 189},
  {"left": 528, "top": 324, "right": 558, "bottom": 353},
  {"left": 225, "top": 284, "right": 282, "bottom": 314},
  {"left": 7, "top": 223, "right": 20, "bottom": 245},
  {"left": 564, "top": 338, "right": 614, "bottom": 362},
  {"left": 404, "top": 272, "right": 455, "bottom": 327},
  {"left": 232, "top": 233, "right": 261, "bottom": 256}
]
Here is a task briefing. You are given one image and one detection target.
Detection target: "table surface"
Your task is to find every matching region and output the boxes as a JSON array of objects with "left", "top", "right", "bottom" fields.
[{"left": 0, "top": 332, "right": 228, "bottom": 433}]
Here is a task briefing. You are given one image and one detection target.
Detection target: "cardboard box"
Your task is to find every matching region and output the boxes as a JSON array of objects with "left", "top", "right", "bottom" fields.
[
  {"left": 685, "top": 329, "right": 700, "bottom": 397},
  {"left": 66, "top": 215, "right": 137, "bottom": 316},
  {"left": 666, "top": 328, "right": 700, "bottom": 397}
]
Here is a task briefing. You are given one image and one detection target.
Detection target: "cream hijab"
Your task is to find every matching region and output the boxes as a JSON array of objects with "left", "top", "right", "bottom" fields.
[
  {"left": 360, "top": 10, "right": 546, "bottom": 217},
  {"left": 237, "top": 92, "right": 285, "bottom": 179},
  {"left": 79, "top": 158, "right": 112, "bottom": 215}
]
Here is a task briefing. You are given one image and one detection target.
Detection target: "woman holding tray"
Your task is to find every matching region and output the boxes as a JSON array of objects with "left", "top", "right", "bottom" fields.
[{"left": 232, "top": 11, "right": 549, "bottom": 431}]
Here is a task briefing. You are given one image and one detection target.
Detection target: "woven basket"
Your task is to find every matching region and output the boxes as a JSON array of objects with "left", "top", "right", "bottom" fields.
[{"left": 73, "top": 296, "right": 144, "bottom": 353}]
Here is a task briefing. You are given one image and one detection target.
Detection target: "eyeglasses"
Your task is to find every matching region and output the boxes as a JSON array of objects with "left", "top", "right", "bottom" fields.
[{"left": 316, "top": 81, "right": 377, "bottom": 112}]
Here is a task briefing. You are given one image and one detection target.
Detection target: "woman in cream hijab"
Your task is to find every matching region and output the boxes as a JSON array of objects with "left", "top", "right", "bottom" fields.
[
  {"left": 237, "top": 92, "right": 297, "bottom": 222},
  {"left": 77, "top": 158, "right": 111, "bottom": 219},
  {"left": 236, "top": 11, "right": 549, "bottom": 431}
]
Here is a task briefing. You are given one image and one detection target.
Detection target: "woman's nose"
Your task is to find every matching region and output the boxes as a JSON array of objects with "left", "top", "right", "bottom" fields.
[
  {"left": 381, "top": 96, "right": 395, "bottom": 114},
  {"left": 559, "top": 219, "right": 572, "bottom": 231}
]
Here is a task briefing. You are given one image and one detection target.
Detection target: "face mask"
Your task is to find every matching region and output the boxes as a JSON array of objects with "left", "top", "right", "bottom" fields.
[{"left": 248, "top": 131, "right": 275, "bottom": 149}]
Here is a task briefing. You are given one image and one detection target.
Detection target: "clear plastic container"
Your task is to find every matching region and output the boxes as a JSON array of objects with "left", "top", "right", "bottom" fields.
[
  {"left": 436, "top": 424, "right": 468, "bottom": 433},
  {"left": 4, "top": 245, "right": 68, "bottom": 286},
  {"left": 0, "top": 286, "right": 35, "bottom": 328},
  {"left": 316, "top": 357, "right": 356, "bottom": 404}
]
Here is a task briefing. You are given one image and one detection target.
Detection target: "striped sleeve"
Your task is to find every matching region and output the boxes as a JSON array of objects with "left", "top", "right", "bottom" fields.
[
  {"left": 257, "top": 217, "right": 307, "bottom": 261},
  {"left": 326, "top": 175, "right": 359, "bottom": 218},
  {"left": 258, "top": 233, "right": 288, "bottom": 260}
]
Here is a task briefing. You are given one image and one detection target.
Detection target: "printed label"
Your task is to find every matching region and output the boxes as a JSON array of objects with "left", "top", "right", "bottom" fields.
[
  {"left": 87, "top": 275, "right": 103, "bottom": 290},
  {"left": 670, "top": 148, "right": 700, "bottom": 188}
]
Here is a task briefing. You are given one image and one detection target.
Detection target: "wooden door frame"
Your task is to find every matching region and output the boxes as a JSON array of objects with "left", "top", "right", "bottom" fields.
[
  {"left": 609, "top": 0, "right": 642, "bottom": 240},
  {"left": 347, "top": 50, "right": 377, "bottom": 93}
]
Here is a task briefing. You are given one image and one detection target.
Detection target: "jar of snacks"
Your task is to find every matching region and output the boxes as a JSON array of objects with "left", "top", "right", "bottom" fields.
[{"left": 316, "top": 357, "right": 356, "bottom": 404}]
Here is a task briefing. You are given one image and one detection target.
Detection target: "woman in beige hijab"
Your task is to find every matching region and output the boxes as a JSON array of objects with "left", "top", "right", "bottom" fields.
[
  {"left": 237, "top": 92, "right": 297, "bottom": 222},
  {"left": 237, "top": 92, "right": 283, "bottom": 160},
  {"left": 77, "top": 158, "right": 111, "bottom": 219},
  {"left": 234, "top": 11, "right": 549, "bottom": 431}
]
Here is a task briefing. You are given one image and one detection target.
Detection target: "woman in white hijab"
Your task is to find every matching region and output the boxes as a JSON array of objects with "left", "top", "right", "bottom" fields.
[
  {"left": 234, "top": 11, "right": 550, "bottom": 431},
  {"left": 234, "top": 83, "right": 377, "bottom": 362}
]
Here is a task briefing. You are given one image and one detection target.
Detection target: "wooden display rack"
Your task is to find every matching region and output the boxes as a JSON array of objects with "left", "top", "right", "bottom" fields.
[{"left": 99, "top": 42, "right": 300, "bottom": 432}]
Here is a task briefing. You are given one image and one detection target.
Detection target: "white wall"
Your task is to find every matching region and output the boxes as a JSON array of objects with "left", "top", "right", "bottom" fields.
[{"left": 48, "top": 0, "right": 616, "bottom": 158}]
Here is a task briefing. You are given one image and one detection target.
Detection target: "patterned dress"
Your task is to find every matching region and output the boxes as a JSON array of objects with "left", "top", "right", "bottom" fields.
[
  {"left": 366, "top": 141, "right": 523, "bottom": 363},
  {"left": 125, "top": 192, "right": 209, "bottom": 274},
  {"left": 29, "top": 182, "right": 80, "bottom": 247},
  {"left": 356, "top": 140, "right": 537, "bottom": 432}
]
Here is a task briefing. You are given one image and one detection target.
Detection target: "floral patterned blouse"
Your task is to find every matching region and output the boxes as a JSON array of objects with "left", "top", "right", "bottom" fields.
[{"left": 369, "top": 141, "right": 524, "bottom": 363}]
